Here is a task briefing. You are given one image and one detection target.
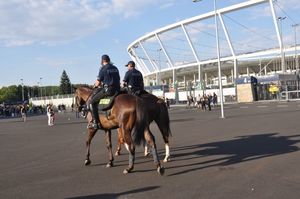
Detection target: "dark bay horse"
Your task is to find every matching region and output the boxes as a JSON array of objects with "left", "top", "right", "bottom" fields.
[
  {"left": 75, "top": 86, "right": 164, "bottom": 175},
  {"left": 115, "top": 92, "right": 172, "bottom": 162}
]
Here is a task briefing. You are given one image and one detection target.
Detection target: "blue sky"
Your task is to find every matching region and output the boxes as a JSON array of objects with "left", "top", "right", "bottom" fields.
[{"left": 0, "top": 0, "right": 299, "bottom": 87}]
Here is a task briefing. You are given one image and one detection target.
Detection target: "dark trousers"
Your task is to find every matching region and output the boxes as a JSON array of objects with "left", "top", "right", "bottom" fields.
[
  {"left": 88, "top": 88, "right": 115, "bottom": 124},
  {"left": 207, "top": 101, "right": 211, "bottom": 111}
]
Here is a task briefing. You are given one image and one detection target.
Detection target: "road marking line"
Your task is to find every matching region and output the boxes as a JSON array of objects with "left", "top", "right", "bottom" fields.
[
  {"left": 277, "top": 105, "right": 288, "bottom": 107},
  {"left": 240, "top": 106, "right": 249, "bottom": 109},
  {"left": 257, "top": 106, "right": 268, "bottom": 108}
]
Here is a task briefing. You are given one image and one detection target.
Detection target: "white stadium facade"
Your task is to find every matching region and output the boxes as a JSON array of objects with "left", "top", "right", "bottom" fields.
[{"left": 127, "top": 0, "right": 300, "bottom": 102}]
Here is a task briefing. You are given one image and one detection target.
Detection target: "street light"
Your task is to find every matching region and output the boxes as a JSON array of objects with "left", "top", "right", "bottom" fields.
[
  {"left": 20, "top": 79, "right": 24, "bottom": 102},
  {"left": 39, "top": 77, "right": 43, "bottom": 97},
  {"left": 157, "top": 48, "right": 162, "bottom": 85},
  {"left": 193, "top": 0, "right": 224, "bottom": 118},
  {"left": 292, "top": 23, "right": 299, "bottom": 71},
  {"left": 277, "top": 16, "right": 286, "bottom": 73}
]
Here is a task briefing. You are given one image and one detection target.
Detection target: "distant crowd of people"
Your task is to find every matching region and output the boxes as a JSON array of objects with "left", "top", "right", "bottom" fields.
[
  {"left": 0, "top": 104, "right": 44, "bottom": 119},
  {"left": 187, "top": 92, "right": 218, "bottom": 111}
]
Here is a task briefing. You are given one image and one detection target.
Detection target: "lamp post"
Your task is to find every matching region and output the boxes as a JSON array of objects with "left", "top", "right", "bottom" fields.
[
  {"left": 20, "top": 79, "right": 24, "bottom": 102},
  {"left": 277, "top": 16, "right": 286, "bottom": 73},
  {"left": 157, "top": 48, "right": 162, "bottom": 85},
  {"left": 39, "top": 77, "right": 43, "bottom": 97},
  {"left": 193, "top": 0, "right": 224, "bottom": 118},
  {"left": 292, "top": 23, "right": 299, "bottom": 71}
]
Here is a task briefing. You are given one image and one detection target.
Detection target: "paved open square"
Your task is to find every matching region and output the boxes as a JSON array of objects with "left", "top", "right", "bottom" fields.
[{"left": 1, "top": 101, "right": 300, "bottom": 199}]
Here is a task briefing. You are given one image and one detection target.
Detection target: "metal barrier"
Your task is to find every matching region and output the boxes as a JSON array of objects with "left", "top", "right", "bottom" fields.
[{"left": 279, "top": 90, "right": 300, "bottom": 101}]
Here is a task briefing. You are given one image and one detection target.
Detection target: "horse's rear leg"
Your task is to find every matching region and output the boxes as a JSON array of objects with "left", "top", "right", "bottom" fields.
[
  {"left": 85, "top": 128, "right": 97, "bottom": 165},
  {"left": 105, "top": 130, "right": 114, "bottom": 168},
  {"left": 115, "top": 129, "right": 124, "bottom": 156},
  {"left": 155, "top": 120, "right": 171, "bottom": 162},
  {"left": 144, "top": 128, "right": 165, "bottom": 175},
  {"left": 122, "top": 129, "right": 135, "bottom": 174}
]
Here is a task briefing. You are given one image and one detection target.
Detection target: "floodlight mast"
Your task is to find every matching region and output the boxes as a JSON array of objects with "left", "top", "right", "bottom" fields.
[{"left": 193, "top": 0, "right": 225, "bottom": 118}]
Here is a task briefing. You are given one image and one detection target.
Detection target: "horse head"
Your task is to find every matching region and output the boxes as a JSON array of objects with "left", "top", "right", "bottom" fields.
[{"left": 74, "top": 86, "right": 92, "bottom": 112}]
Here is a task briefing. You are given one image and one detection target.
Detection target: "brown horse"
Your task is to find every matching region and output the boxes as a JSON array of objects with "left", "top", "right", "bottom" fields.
[
  {"left": 74, "top": 86, "right": 164, "bottom": 175},
  {"left": 115, "top": 92, "right": 172, "bottom": 162}
]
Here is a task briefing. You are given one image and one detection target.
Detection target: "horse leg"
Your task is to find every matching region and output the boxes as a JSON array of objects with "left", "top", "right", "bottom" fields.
[
  {"left": 122, "top": 130, "right": 135, "bottom": 174},
  {"left": 155, "top": 120, "right": 171, "bottom": 162},
  {"left": 143, "top": 140, "right": 150, "bottom": 157},
  {"left": 144, "top": 128, "right": 165, "bottom": 175},
  {"left": 163, "top": 142, "right": 171, "bottom": 163},
  {"left": 105, "top": 130, "right": 114, "bottom": 168},
  {"left": 115, "top": 128, "right": 123, "bottom": 156},
  {"left": 85, "top": 128, "right": 97, "bottom": 165}
]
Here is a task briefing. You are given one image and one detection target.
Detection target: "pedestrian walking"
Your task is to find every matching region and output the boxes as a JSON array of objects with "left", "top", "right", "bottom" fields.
[{"left": 47, "top": 104, "right": 55, "bottom": 126}]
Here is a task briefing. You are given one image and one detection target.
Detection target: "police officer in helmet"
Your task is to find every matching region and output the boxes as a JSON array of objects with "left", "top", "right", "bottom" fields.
[
  {"left": 123, "top": 61, "right": 144, "bottom": 95},
  {"left": 88, "top": 54, "right": 120, "bottom": 129}
]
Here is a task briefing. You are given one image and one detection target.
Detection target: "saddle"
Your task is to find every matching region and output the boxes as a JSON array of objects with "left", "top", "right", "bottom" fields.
[
  {"left": 98, "top": 92, "right": 118, "bottom": 112},
  {"left": 120, "top": 87, "right": 148, "bottom": 97}
]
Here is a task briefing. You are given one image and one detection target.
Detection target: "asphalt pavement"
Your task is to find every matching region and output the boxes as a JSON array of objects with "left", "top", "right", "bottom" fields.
[{"left": 1, "top": 101, "right": 300, "bottom": 199}]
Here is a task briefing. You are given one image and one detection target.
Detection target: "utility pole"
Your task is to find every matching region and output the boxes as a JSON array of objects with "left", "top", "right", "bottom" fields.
[
  {"left": 20, "top": 79, "right": 24, "bottom": 102},
  {"left": 193, "top": 0, "right": 224, "bottom": 118},
  {"left": 292, "top": 23, "right": 299, "bottom": 71},
  {"left": 277, "top": 16, "right": 286, "bottom": 73},
  {"left": 39, "top": 77, "right": 43, "bottom": 97}
]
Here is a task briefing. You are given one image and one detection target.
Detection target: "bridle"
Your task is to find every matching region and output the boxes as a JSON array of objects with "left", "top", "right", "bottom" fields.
[{"left": 75, "top": 95, "right": 84, "bottom": 112}]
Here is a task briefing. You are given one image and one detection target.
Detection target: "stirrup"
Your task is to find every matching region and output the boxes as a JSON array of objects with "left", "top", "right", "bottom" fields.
[
  {"left": 92, "top": 123, "right": 99, "bottom": 130},
  {"left": 87, "top": 122, "right": 100, "bottom": 130}
]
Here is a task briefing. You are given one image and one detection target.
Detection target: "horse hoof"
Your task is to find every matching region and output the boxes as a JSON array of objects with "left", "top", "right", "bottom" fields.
[
  {"left": 144, "top": 152, "right": 150, "bottom": 157},
  {"left": 115, "top": 151, "right": 121, "bottom": 156},
  {"left": 123, "top": 169, "right": 130, "bottom": 174},
  {"left": 163, "top": 156, "right": 171, "bottom": 163},
  {"left": 85, "top": 159, "right": 91, "bottom": 166},
  {"left": 106, "top": 162, "right": 113, "bottom": 168},
  {"left": 157, "top": 166, "right": 165, "bottom": 176}
]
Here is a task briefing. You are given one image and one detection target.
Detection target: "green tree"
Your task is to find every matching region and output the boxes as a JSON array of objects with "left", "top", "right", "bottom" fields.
[
  {"left": 59, "top": 70, "right": 72, "bottom": 94},
  {"left": 0, "top": 86, "right": 19, "bottom": 103}
]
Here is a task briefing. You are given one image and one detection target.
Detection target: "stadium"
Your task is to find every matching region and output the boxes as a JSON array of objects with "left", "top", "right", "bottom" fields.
[{"left": 127, "top": 0, "right": 300, "bottom": 102}]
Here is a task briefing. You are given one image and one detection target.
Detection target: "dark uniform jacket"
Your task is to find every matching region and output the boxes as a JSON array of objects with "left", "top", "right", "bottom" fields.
[
  {"left": 98, "top": 63, "right": 120, "bottom": 93},
  {"left": 123, "top": 68, "right": 144, "bottom": 91}
]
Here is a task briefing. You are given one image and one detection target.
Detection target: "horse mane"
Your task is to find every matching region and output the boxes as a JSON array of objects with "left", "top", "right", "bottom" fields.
[
  {"left": 77, "top": 86, "right": 92, "bottom": 92},
  {"left": 75, "top": 86, "right": 93, "bottom": 101}
]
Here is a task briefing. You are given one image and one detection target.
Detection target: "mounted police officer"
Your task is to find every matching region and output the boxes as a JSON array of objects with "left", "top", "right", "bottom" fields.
[
  {"left": 123, "top": 61, "right": 144, "bottom": 96},
  {"left": 88, "top": 54, "right": 120, "bottom": 129}
]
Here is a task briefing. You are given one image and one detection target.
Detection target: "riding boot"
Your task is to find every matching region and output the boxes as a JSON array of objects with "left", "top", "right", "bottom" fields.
[{"left": 90, "top": 103, "right": 101, "bottom": 129}]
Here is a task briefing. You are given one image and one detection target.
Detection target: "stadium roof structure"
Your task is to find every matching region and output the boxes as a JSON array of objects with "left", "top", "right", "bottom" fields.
[{"left": 127, "top": 0, "right": 300, "bottom": 85}]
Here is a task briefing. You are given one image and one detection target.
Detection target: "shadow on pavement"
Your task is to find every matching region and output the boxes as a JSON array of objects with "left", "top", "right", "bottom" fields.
[
  {"left": 171, "top": 118, "right": 195, "bottom": 123},
  {"left": 167, "top": 133, "right": 300, "bottom": 176},
  {"left": 66, "top": 186, "right": 160, "bottom": 199}
]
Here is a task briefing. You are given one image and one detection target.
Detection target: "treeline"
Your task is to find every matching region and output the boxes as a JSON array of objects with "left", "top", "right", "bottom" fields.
[
  {"left": 0, "top": 70, "right": 91, "bottom": 104},
  {"left": 0, "top": 84, "right": 90, "bottom": 104}
]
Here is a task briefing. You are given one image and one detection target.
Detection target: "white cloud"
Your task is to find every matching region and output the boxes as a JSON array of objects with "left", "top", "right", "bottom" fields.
[
  {"left": 34, "top": 56, "right": 77, "bottom": 68},
  {"left": 159, "top": 2, "right": 175, "bottom": 10},
  {"left": 0, "top": 0, "right": 175, "bottom": 47},
  {"left": 276, "top": 0, "right": 300, "bottom": 10}
]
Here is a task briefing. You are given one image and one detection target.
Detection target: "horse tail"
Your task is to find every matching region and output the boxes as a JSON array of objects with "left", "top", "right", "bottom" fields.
[
  {"left": 132, "top": 97, "right": 147, "bottom": 146},
  {"left": 157, "top": 100, "right": 172, "bottom": 138}
]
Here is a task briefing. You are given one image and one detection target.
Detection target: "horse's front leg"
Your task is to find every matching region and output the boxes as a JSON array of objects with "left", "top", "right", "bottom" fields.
[
  {"left": 105, "top": 130, "right": 114, "bottom": 168},
  {"left": 115, "top": 128, "right": 124, "bottom": 156},
  {"left": 85, "top": 128, "right": 97, "bottom": 165},
  {"left": 163, "top": 142, "right": 171, "bottom": 163},
  {"left": 143, "top": 141, "right": 150, "bottom": 157}
]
